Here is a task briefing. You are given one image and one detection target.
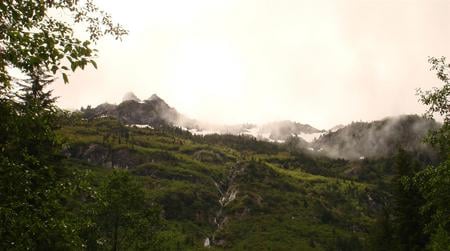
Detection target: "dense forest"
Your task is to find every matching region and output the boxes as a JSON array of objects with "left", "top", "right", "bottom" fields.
[{"left": 1, "top": 1, "right": 449, "bottom": 250}]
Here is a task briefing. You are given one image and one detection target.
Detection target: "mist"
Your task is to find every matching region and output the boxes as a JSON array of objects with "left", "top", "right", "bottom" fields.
[
  {"left": 52, "top": 0, "right": 450, "bottom": 129},
  {"left": 312, "top": 115, "right": 440, "bottom": 160}
]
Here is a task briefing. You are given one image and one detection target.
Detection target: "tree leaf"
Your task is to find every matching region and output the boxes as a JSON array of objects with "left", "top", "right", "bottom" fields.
[
  {"left": 62, "top": 73, "right": 69, "bottom": 84},
  {"left": 71, "top": 62, "right": 77, "bottom": 71},
  {"left": 91, "top": 60, "right": 97, "bottom": 69},
  {"left": 51, "top": 65, "right": 58, "bottom": 74}
]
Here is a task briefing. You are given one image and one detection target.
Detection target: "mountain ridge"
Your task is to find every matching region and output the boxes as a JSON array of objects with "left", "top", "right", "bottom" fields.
[
  {"left": 81, "top": 93, "right": 325, "bottom": 142},
  {"left": 79, "top": 93, "right": 439, "bottom": 160}
]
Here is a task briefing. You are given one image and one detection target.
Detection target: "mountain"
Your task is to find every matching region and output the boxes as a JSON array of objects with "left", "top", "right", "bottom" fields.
[
  {"left": 59, "top": 116, "right": 384, "bottom": 250},
  {"left": 83, "top": 93, "right": 181, "bottom": 126},
  {"left": 328, "top": 124, "right": 345, "bottom": 133},
  {"left": 184, "top": 121, "right": 324, "bottom": 143},
  {"left": 80, "top": 94, "right": 438, "bottom": 161},
  {"left": 122, "top": 92, "right": 141, "bottom": 102},
  {"left": 81, "top": 93, "right": 324, "bottom": 143},
  {"left": 66, "top": 96, "right": 442, "bottom": 249},
  {"left": 312, "top": 115, "right": 439, "bottom": 160},
  {"left": 255, "top": 120, "right": 324, "bottom": 142}
]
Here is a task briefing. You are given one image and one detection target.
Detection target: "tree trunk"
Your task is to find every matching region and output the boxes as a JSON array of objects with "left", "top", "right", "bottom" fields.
[{"left": 113, "top": 216, "right": 118, "bottom": 251}]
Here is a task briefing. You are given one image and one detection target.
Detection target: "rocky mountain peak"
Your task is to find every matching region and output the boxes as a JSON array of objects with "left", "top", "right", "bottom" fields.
[
  {"left": 147, "top": 94, "right": 163, "bottom": 102},
  {"left": 122, "top": 92, "right": 141, "bottom": 102}
]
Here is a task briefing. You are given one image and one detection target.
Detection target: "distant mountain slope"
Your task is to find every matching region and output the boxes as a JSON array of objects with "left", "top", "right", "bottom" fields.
[
  {"left": 186, "top": 121, "right": 324, "bottom": 143},
  {"left": 81, "top": 93, "right": 324, "bottom": 142},
  {"left": 233, "top": 121, "right": 324, "bottom": 143},
  {"left": 312, "top": 115, "right": 439, "bottom": 159},
  {"left": 58, "top": 116, "right": 380, "bottom": 250},
  {"left": 82, "top": 93, "right": 181, "bottom": 126},
  {"left": 80, "top": 94, "right": 439, "bottom": 160}
]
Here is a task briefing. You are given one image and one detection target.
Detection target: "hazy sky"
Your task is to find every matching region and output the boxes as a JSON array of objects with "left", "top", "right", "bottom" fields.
[{"left": 52, "top": 0, "right": 450, "bottom": 129}]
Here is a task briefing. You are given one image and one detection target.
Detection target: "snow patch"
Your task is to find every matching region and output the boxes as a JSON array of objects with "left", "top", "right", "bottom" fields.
[
  {"left": 180, "top": 123, "right": 321, "bottom": 144},
  {"left": 298, "top": 132, "right": 325, "bottom": 142},
  {"left": 185, "top": 127, "right": 219, "bottom": 136},
  {"left": 127, "top": 124, "right": 153, "bottom": 129}
]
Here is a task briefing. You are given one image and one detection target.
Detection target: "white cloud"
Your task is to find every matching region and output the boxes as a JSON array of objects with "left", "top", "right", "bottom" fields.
[{"left": 52, "top": 0, "right": 450, "bottom": 128}]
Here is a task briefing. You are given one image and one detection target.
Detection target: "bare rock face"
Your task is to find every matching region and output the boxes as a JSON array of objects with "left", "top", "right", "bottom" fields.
[
  {"left": 146, "top": 94, "right": 163, "bottom": 102},
  {"left": 122, "top": 92, "right": 141, "bottom": 102},
  {"left": 116, "top": 93, "right": 179, "bottom": 125},
  {"left": 65, "top": 144, "right": 153, "bottom": 169},
  {"left": 83, "top": 93, "right": 181, "bottom": 126}
]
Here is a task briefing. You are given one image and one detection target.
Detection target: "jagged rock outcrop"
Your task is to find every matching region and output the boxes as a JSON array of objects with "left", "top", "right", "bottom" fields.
[
  {"left": 82, "top": 93, "right": 181, "bottom": 126},
  {"left": 64, "top": 143, "right": 179, "bottom": 168},
  {"left": 122, "top": 92, "right": 141, "bottom": 102}
]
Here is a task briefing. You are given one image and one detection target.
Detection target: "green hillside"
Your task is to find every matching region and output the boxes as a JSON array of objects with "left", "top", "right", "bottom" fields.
[{"left": 56, "top": 116, "right": 393, "bottom": 250}]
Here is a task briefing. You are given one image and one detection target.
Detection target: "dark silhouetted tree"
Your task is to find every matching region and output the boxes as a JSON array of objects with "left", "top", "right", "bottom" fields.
[
  {"left": 0, "top": 0, "right": 126, "bottom": 249},
  {"left": 415, "top": 56, "right": 450, "bottom": 250}
]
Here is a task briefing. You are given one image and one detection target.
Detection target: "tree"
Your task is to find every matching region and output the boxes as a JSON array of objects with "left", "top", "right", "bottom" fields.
[
  {"left": 368, "top": 208, "right": 395, "bottom": 251},
  {"left": 415, "top": 57, "right": 450, "bottom": 250},
  {"left": 417, "top": 56, "right": 450, "bottom": 155},
  {"left": 367, "top": 149, "right": 426, "bottom": 251},
  {"left": 0, "top": 70, "right": 77, "bottom": 249},
  {"left": 391, "top": 149, "right": 427, "bottom": 251},
  {"left": 415, "top": 160, "right": 450, "bottom": 250},
  {"left": 0, "top": 0, "right": 126, "bottom": 249},
  {"left": 369, "top": 56, "right": 450, "bottom": 250},
  {"left": 0, "top": 0, "right": 127, "bottom": 87},
  {"left": 92, "top": 171, "right": 163, "bottom": 251}
]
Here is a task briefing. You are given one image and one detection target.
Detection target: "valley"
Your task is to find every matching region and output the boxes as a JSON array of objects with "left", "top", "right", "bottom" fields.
[{"left": 54, "top": 94, "right": 440, "bottom": 250}]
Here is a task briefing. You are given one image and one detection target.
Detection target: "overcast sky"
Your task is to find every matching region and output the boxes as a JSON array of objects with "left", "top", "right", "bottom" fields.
[{"left": 52, "top": 0, "right": 450, "bottom": 129}]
